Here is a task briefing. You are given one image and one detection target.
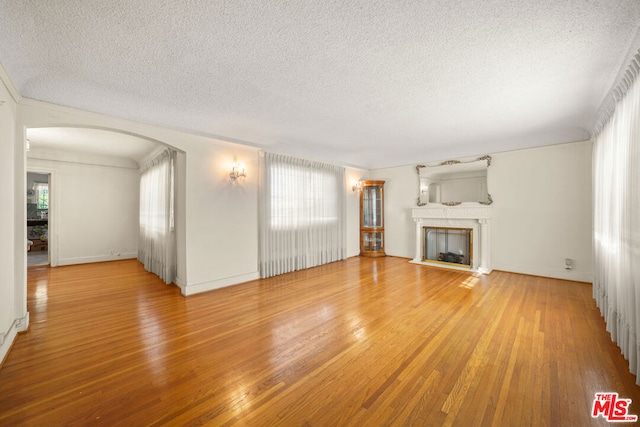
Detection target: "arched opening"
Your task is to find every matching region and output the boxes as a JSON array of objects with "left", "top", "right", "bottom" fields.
[{"left": 24, "top": 126, "right": 185, "bottom": 282}]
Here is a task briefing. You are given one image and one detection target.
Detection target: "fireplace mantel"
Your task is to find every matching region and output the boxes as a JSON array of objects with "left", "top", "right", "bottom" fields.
[{"left": 411, "top": 204, "right": 492, "bottom": 273}]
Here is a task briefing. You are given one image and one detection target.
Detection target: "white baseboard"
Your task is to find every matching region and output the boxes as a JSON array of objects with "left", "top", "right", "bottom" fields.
[
  {"left": 491, "top": 262, "right": 593, "bottom": 283},
  {"left": 57, "top": 252, "right": 137, "bottom": 266},
  {"left": 174, "top": 275, "right": 186, "bottom": 287},
  {"left": 180, "top": 271, "right": 260, "bottom": 296},
  {"left": 0, "top": 326, "right": 17, "bottom": 366},
  {"left": 0, "top": 312, "right": 29, "bottom": 366}
]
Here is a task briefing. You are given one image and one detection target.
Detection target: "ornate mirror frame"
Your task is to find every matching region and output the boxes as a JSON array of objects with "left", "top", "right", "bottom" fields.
[{"left": 416, "top": 155, "right": 493, "bottom": 206}]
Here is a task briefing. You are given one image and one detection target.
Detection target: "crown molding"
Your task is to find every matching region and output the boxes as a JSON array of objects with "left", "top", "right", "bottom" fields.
[{"left": 0, "top": 61, "right": 22, "bottom": 103}]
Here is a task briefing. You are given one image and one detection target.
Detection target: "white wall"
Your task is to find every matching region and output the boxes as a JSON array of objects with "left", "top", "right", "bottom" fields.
[
  {"left": 368, "top": 140, "right": 593, "bottom": 282},
  {"left": 180, "top": 140, "right": 259, "bottom": 294},
  {"left": 27, "top": 149, "right": 140, "bottom": 266},
  {"left": 174, "top": 151, "right": 187, "bottom": 287},
  {"left": 346, "top": 167, "right": 368, "bottom": 257},
  {"left": 366, "top": 165, "right": 418, "bottom": 258},
  {"left": 490, "top": 140, "right": 593, "bottom": 282},
  {"left": 0, "top": 72, "right": 26, "bottom": 365}
]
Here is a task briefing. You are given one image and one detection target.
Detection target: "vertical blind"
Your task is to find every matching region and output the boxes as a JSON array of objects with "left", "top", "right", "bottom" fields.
[
  {"left": 258, "top": 151, "right": 346, "bottom": 278},
  {"left": 139, "top": 149, "right": 176, "bottom": 284},
  {"left": 592, "top": 49, "right": 640, "bottom": 384}
]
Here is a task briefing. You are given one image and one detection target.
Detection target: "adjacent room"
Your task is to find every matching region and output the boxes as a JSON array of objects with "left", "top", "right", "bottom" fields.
[
  {"left": 26, "top": 171, "right": 49, "bottom": 267},
  {"left": 1, "top": 1, "right": 640, "bottom": 425}
]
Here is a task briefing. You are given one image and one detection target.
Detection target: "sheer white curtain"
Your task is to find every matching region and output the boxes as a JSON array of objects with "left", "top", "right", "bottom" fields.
[
  {"left": 593, "top": 49, "right": 640, "bottom": 383},
  {"left": 139, "top": 149, "right": 176, "bottom": 284},
  {"left": 258, "top": 151, "right": 346, "bottom": 278}
]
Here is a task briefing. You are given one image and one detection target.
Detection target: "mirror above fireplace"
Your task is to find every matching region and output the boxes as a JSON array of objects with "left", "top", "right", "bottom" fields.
[{"left": 416, "top": 155, "right": 492, "bottom": 206}]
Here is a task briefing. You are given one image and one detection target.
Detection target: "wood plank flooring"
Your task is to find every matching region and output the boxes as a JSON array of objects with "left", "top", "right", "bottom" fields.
[{"left": 1, "top": 257, "right": 639, "bottom": 426}]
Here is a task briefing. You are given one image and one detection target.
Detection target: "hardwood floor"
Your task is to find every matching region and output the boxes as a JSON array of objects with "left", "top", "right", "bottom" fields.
[{"left": 1, "top": 257, "right": 638, "bottom": 426}]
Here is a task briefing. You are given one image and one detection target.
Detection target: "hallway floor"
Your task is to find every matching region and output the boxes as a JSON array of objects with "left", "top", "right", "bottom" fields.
[{"left": 27, "top": 250, "right": 48, "bottom": 267}]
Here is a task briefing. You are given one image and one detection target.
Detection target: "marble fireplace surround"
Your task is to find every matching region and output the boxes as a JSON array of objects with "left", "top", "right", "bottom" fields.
[{"left": 410, "top": 204, "right": 492, "bottom": 274}]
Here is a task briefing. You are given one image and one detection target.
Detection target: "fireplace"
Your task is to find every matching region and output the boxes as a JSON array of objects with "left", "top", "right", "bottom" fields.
[
  {"left": 411, "top": 204, "right": 492, "bottom": 273},
  {"left": 423, "top": 227, "right": 472, "bottom": 267}
]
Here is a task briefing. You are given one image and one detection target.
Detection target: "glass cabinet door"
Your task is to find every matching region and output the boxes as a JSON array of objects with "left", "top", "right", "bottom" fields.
[
  {"left": 362, "top": 186, "right": 382, "bottom": 228},
  {"left": 359, "top": 180, "right": 386, "bottom": 257},
  {"left": 362, "top": 232, "right": 383, "bottom": 251}
]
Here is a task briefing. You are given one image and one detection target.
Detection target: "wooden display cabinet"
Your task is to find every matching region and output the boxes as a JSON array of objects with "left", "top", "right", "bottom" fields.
[{"left": 359, "top": 180, "right": 386, "bottom": 257}]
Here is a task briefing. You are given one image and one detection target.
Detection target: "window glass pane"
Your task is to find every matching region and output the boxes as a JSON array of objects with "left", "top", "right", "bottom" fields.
[{"left": 35, "top": 183, "right": 48, "bottom": 210}]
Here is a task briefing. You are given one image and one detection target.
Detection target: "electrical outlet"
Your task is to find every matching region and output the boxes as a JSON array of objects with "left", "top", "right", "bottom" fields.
[{"left": 565, "top": 258, "right": 573, "bottom": 270}]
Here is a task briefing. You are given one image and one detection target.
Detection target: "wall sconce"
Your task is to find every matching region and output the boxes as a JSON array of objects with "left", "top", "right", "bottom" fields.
[
  {"left": 230, "top": 163, "right": 246, "bottom": 182},
  {"left": 352, "top": 180, "right": 363, "bottom": 192}
]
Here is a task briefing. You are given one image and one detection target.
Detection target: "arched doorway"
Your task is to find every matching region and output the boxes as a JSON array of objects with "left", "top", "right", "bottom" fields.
[{"left": 24, "top": 126, "right": 184, "bottom": 273}]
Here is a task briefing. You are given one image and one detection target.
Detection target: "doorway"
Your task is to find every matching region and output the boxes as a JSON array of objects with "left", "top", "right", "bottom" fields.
[{"left": 26, "top": 171, "right": 50, "bottom": 267}]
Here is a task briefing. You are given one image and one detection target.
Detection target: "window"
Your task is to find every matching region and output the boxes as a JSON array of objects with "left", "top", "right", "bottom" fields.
[
  {"left": 258, "top": 152, "right": 346, "bottom": 278},
  {"left": 34, "top": 183, "right": 48, "bottom": 210},
  {"left": 270, "top": 163, "right": 338, "bottom": 229},
  {"left": 138, "top": 149, "right": 177, "bottom": 284}
]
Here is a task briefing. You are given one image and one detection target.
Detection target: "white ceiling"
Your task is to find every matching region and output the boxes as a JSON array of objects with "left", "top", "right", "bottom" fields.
[{"left": 2, "top": 1, "right": 640, "bottom": 169}]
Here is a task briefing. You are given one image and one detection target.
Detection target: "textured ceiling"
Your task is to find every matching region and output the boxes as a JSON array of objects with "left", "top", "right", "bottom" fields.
[{"left": 1, "top": 1, "right": 640, "bottom": 169}]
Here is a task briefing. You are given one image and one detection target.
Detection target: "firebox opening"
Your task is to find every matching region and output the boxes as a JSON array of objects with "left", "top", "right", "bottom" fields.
[{"left": 423, "top": 227, "right": 472, "bottom": 267}]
